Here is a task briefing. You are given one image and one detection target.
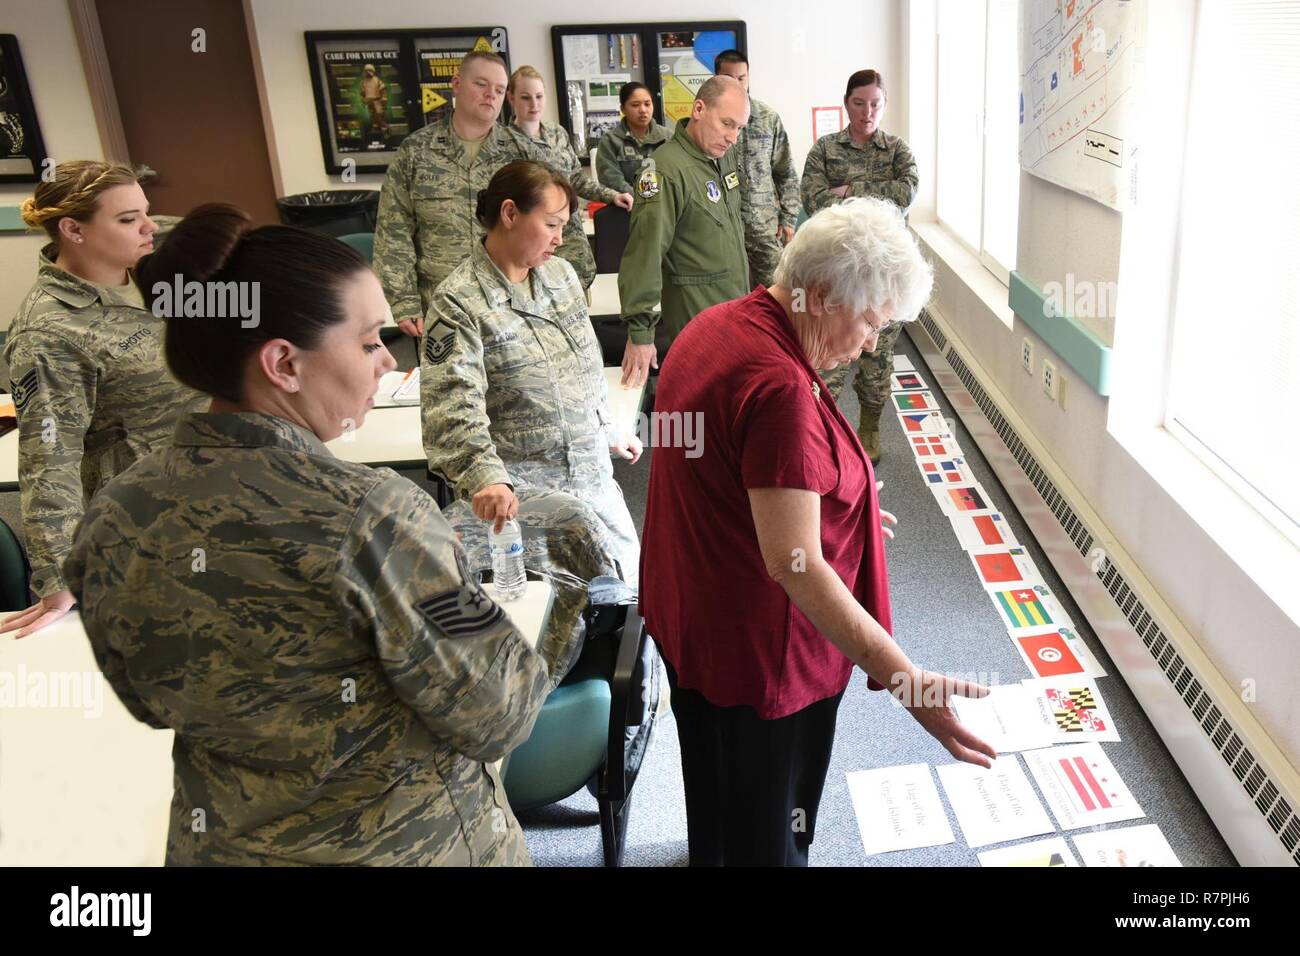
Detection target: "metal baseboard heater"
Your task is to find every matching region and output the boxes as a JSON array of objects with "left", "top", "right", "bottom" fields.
[{"left": 908, "top": 307, "right": 1300, "bottom": 867}]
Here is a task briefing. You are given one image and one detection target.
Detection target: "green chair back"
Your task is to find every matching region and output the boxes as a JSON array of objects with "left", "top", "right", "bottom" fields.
[{"left": 338, "top": 232, "right": 374, "bottom": 265}]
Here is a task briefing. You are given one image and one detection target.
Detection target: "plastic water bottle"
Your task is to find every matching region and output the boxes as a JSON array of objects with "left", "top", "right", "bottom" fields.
[{"left": 488, "top": 518, "right": 527, "bottom": 602}]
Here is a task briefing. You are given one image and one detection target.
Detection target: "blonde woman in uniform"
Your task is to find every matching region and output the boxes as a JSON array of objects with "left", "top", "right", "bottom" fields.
[{"left": 1, "top": 161, "right": 200, "bottom": 638}]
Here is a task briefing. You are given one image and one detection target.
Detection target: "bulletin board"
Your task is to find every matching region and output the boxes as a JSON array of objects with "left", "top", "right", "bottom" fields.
[
  {"left": 305, "top": 27, "right": 511, "bottom": 175},
  {"left": 550, "top": 21, "right": 746, "bottom": 158}
]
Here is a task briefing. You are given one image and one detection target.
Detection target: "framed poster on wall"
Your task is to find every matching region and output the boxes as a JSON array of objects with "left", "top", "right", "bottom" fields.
[
  {"left": 551, "top": 21, "right": 746, "bottom": 158},
  {"left": 0, "top": 35, "right": 48, "bottom": 183},
  {"left": 306, "top": 27, "right": 510, "bottom": 175}
]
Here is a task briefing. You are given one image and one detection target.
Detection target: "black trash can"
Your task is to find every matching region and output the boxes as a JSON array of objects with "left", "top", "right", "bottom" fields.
[{"left": 275, "top": 190, "right": 380, "bottom": 238}]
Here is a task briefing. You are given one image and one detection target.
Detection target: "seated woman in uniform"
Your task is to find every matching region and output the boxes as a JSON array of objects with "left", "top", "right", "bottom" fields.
[
  {"left": 595, "top": 81, "right": 671, "bottom": 195},
  {"left": 421, "top": 160, "right": 641, "bottom": 652},
  {"left": 2, "top": 160, "right": 201, "bottom": 638},
  {"left": 64, "top": 206, "right": 577, "bottom": 866},
  {"left": 504, "top": 66, "right": 633, "bottom": 290}
]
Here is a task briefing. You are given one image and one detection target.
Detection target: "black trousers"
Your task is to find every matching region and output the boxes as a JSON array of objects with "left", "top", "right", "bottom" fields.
[{"left": 663, "top": 657, "right": 844, "bottom": 867}]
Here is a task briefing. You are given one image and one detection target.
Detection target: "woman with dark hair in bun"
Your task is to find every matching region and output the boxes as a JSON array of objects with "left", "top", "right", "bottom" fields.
[
  {"left": 421, "top": 159, "right": 641, "bottom": 657},
  {"left": 64, "top": 204, "right": 578, "bottom": 866},
  {"left": 1, "top": 160, "right": 201, "bottom": 638},
  {"left": 595, "top": 81, "right": 671, "bottom": 194}
]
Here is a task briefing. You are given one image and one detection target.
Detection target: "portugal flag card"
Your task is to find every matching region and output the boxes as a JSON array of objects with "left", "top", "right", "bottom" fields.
[{"left": 892, "top": 391, "right": 939, "bottom": 412}]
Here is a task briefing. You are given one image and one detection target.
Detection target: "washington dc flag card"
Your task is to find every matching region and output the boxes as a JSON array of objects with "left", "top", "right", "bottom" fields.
[{"left": 1023, "top": 743, "right": 1145, "bottom": 830}]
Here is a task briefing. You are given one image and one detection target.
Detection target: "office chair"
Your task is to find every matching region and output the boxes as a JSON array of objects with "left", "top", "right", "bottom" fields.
[{"left": 0, "top": 515, "right": 32, "bottom": 612}]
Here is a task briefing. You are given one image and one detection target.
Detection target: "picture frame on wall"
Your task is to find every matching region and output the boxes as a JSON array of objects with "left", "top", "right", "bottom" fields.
[
  {"left": 305, "top": 27, "right": 510, "bottom": 176},
  {"left": 0, "top": 34, "right": 49, "bottom": 183}
]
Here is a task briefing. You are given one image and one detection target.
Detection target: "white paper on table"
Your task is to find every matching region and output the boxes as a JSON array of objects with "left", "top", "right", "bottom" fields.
[
  {"left": 935, "top": 758, "right": 1055, "bottom": 848},
  {"left": 978, "top": 836, "right": 1079, "bottom": 867},
  {"left": 968, "top": 545, "right": 1045, "bottom": 591},
  {"left": 951, "top": 685, "right": 1056, "bottom": 753},
  {"left": 1022, "top": 676, "right": 1120, "bottom": 743},
  {"left": 892, "top": 353, "right": 916, "bottom": 371},
  {"left": 372, "top": 370, "right": 418, "bottom": 407},
  {"left": 890, "top": 371, "right": 929, "bottom": 392},
  {"left": 934, "top": 482, "right": 999, "bottom": 519},
  {"left": 1073, "top": 824, "right": 1182, "bottom": 867},
  {"left": 949, "top": 510, "right": 1020, "bottom": 551},
  {"left": 1011, "top": 625, "right": 1108, "bottom": 679},
  {"left": 1023, "top": 742, "right": 1145, "bottom": 830},
  {"left": 845, "top": 764, "right": 955, "bottom": 855}
]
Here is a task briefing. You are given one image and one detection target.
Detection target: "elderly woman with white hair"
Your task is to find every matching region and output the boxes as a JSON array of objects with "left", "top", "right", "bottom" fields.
[{"left": 640, "top": 197, "right": 995, "bottom": 867}]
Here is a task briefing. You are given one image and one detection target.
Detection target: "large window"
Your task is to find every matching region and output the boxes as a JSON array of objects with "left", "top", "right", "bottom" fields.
[
  {"left": 935, "top": 0, "right": 1020, "bottom": 281},
  {"left": 1164, "top": 0, "right": 1300, "bottom": 539}
]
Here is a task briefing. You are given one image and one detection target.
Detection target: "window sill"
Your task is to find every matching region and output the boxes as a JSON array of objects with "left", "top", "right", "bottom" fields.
[{"left": 911, "top": 220, "right": 1015, "bottom": 330}]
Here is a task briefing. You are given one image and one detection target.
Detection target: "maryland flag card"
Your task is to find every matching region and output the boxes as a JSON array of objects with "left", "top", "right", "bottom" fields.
[{"left": 1022, "top": 677, "right": 1120, "bottom": 742}]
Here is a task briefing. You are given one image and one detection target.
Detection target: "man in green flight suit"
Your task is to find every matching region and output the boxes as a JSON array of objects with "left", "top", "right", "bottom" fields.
[{"left": 617, "top": 74, "right": 751, "bottom": 387}]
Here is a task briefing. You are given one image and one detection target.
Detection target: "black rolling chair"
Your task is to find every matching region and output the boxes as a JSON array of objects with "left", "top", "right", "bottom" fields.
[
  {"left": 592, "top": 204, "right": 631, "bottom": 275},
  {"left": 0, "top": 515, "right": 32, "bottom": 612}
]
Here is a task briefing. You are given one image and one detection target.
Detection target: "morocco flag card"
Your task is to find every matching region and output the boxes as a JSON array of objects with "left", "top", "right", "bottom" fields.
[
  {"left": 898, "top": 410, "right": 952, "bottom": 435},
  {"left": 949, "top": 511, "right": 1020, "bottom": 551},
  {"left": 1012, "top": 625, "right": 1107, "bottom": 678},
  {"left": 908, "top": 434, "right": 962, "bottom": 458},
  {"left": 990, "top": 584, "right": 1072, "bottom": 632},
  {"left": 935, "top": 483, "right": 997, "bottom": 518},
  {"left": 969, "top": 546, "right": 1042, "bottom": 589},
  {"left": 891, "top": 371, "right": 928, "bottom": 392},
  {"left": 916, "top": 456, "right": 977, "bottom": 487},
  {"left": 1023, "top": 743, "right": 1145, "bottom": 830},
  {"left": 1022, "top": 677, "right": 1121, "bottom": 743},
  {"left": 891, "top": 390, "right": 939, "bottom": 412}
]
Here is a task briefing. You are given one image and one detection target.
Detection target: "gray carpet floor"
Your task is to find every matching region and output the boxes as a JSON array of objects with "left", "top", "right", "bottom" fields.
[{"left": 0, "top": 330, "right": 1235, "bottom": 867}]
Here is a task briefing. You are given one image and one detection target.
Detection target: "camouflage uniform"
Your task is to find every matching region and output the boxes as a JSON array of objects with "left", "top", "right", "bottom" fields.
[
  {"left": 800, "top": 128, "right": 918, "bottom": 414},
  {"left": 422, "top": 244, "right": 640, "bottom": 654},
  {"left": 505, "top": 121, "right": 621, "bottom": 289},
  {"left": 3, "top": 247, "right": 203, "bottom": 598},
  {"left": 373, "top": 116, "right": 545, "bottom": 327},
  {"left": 595, "top": 118, "right": 671, "bottom": 194},
  {"left": 64, "top": 411, "right": 573, "bottom": 866},
  {"left": 734, "top": 97, "right": 800, "bottom": 288}
]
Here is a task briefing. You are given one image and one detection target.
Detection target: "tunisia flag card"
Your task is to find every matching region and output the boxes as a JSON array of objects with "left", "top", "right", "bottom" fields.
[
  {"left": 1012, "top": 625, "right": 1107, "bottom": 678},
  {"left": 891, "top": 371, "right": 929, "bottom": 392},
  {"left": 969, "top": 546, "right": 1042, "bottom": 589},
  {"left": 949, "top": 511, "right": 1020, "bottom": 551},
  {"left": 1023, "top": 743, "right": 1145, "bottom": 830}
]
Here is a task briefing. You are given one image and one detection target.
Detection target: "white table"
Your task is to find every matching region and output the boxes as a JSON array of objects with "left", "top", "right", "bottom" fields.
[
  {"left": 0, "top": 427, "right": 17, "bottom": 492},
  {"left": 0, "top": 580, "right": 551, "bottom": 866},
  {"left": 589, "top": 273, "right": 621, "bottom": 317}
]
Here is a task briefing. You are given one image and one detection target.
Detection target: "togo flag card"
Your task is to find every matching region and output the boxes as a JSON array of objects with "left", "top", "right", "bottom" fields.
[
  {"left": 969, "top": 546, "right": 1043, "bottom": 590},
  {"left": 892, "top": 353, "right": 916, "bottom": 371},
  {"left": 949, "top": 511, "right": 1020, "bottom": 551},
  {"left": 950, "top": 685, "right": 1056, "bottom": 753},
  {"left": 1023, "top": 742, "right": 1145, "bottom": 830},
  {"left": 1072, "top": 825, "right": 1182, "bottom": 867},
  {"left": 935, "top": 483, "right": 998, "bottom": 518},
  {"left": 891, "top": 371, "right": 928, "bottom": 392},
  {"left": 990, "top": 584, "right": 1074, "bottom": 632},
  {"left": 909, "top": 434, "right": 962, "bottom": 458},
  {"left": 1012, "top": 625, "right": 1107, "bottom": 679},
  {"left": 892, "top": 390, "right": 939, "bottom": 412},
  {"left": 916, "top": 456, "right": 978, "bottom": 487},
  {"left": 898, "top": 410, "right": 953, "bottom": 436},
  {"left": 1021, "top": 676, "right": 1120, "bottom": 743},
  {"left": 978, "top": 836, "right": 1079, "bottom": 867},
  {"left": 935, "top": 758, "right": 1055, "bottom": 847}
]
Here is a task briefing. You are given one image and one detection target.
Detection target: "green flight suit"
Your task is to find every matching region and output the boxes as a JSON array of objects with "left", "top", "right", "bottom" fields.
[{"left": 617, "top": 118, "right": 750, "bottom": 346}]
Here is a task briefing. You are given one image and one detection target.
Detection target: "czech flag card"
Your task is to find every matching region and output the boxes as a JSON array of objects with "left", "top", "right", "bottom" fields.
[
  {"left": 898, "top": 410, "right": 952, "bottom": 435},
  {"left": 908, "top": 434, "right": 961, "bottom": 458},
  {"left": 891, "top": 372, "right": 928, "bottom": 392},
  {"left": 969, "top": 546, "right": 1042, "bottom": 589},
  {"left": 1011, "top": 625, "right": 1106, "bottom": 678},
  {"left": 949, "top": 511, "right": 1020, "bottom": 551},
  {"left": 892, "top": 391, "right": 939, "bottom": 412},
  {"left": 1023, "top": 743, "right": 1145, "bottom": 830},
  {"left": 916, "top": 457, "right": 977, "bottom": 487},
  {"left": 935, "top": 483, "right": 997, "bottom": 518}
]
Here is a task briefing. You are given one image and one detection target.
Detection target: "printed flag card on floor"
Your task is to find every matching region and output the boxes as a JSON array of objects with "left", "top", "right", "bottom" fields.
[
  {"left": 891, "top": 371, "right": 928, "bottom": 392},
  {"left": 950, "top": 685, "right": 1056, "bottom": 753},
  {"left": 909, "top": 434, "right": 962, "bottom": 458},
  {"left": 892, "top": 390, "right": 940, "bottom": 412},
  {"left": 898, "top": 410, "right": 952, "bottom": 436},
  {"left": 949, "top": 511, "right": 1021, "bottom": 551},
  {"left": 935, "top": 483, "right": 998, "bottom": 518},
  {"left": 1012, "top": 625, "right": 1107, "bottom": 678},
  {"left": 893, "top": 353, "right": 916, "bottom": 371},
  {"left": 916, "top": 456, "right": 978, "bottom": 487},
  {"left": 935, "top": 758, "right": 1055, "bottom": 847},
  {"left": 978, "top": 836, "right": 1079, "bottom": 867},
  {"left": 991, "top": 584, "right": 1072, "bottom": 632},
  {"left": 845, "top": 764, "right": 955, "bottom": 854},
  {"left": 1023, "top": 742, "right": 1145, "bottom": 830},
  {"left": 1072, "top": 825, "right": 1181, "bottom": 867},
  {"left": 1022, "top": 676, "right": 1120, "bottom": 742},
  {"left": 969, "top": 546, "right": 1043, "bottom": 590}
]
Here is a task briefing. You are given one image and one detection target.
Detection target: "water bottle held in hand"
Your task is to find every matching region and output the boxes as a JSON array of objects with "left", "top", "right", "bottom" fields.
[{"left": 488, "top": 518, "right": 526, "bottom": 602}]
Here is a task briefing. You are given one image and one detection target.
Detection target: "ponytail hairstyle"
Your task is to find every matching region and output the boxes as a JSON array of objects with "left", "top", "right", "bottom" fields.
[
  {"left": 20, "top": 160, "right": 140, "bottom": 248},
  {"left": 474, "top": 159, "right": 577, "bottom": 231},
  {"left": 135, "top": 203, "right": 370, "bottom": 403}
]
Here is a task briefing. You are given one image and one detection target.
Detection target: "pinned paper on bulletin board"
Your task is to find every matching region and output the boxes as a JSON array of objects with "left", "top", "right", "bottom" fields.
[{"left": 812, "top": 105, "right": 845, "bottom": 140}]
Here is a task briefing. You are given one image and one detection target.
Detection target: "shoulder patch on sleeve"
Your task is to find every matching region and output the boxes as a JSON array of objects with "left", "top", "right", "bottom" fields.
[
  {"left": 636, "top": 168, "right": 660, "bottom": 199},
  {"left": 422, "top": 319, "right": 456, "bottom": 366},
  {"left": 414, "top": 546, "right": 506, "bottom": 638},
  {"left": 11, "top": 368, "right": 39, "bottom": 412}
]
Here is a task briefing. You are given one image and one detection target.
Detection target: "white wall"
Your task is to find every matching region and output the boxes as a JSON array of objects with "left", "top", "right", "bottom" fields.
[
  {"left": 247, "top": 0, "right": 903, "bottom": 195},
  {"left": 0, "top": 1, "right": 106, "bottom": 329}
]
